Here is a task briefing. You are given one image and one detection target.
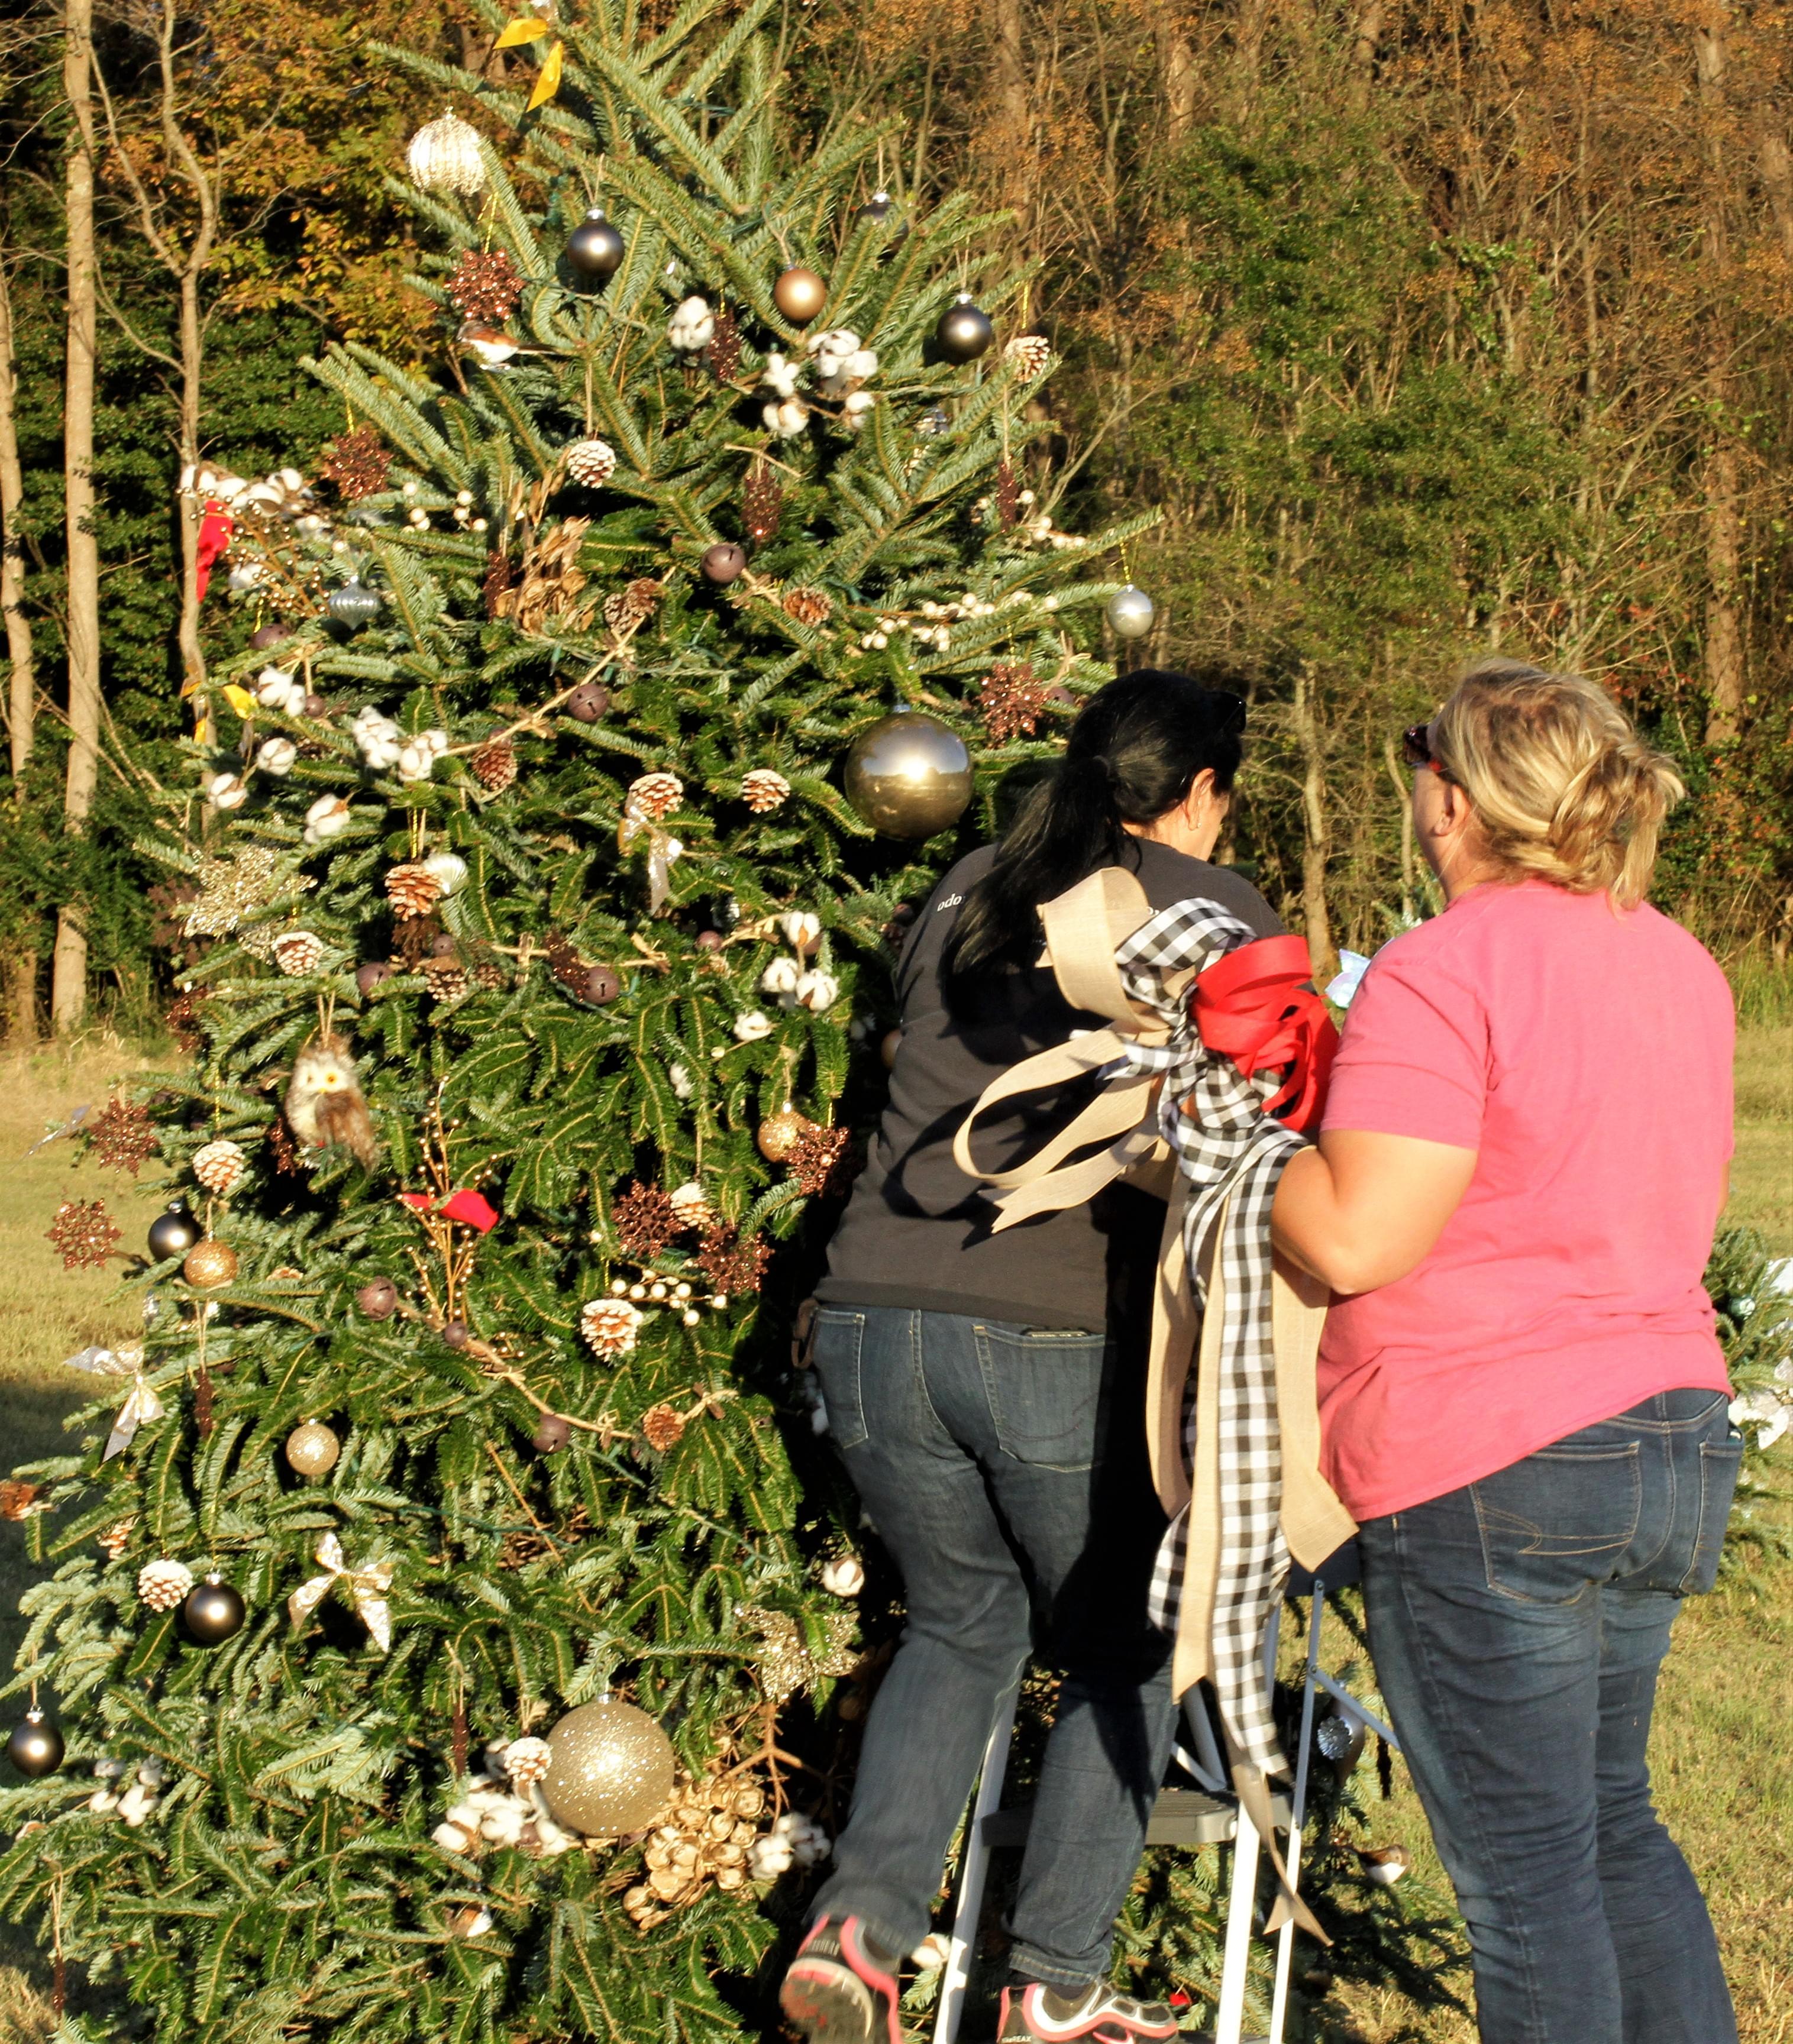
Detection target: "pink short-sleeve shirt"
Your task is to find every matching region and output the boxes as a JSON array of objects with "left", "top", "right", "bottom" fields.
[{"left": 1316, "top": 882, "right": 1734, "bottom": 1521}]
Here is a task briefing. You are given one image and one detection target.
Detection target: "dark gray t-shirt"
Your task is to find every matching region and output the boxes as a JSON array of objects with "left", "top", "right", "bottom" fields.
[{"left": 817, "top": 838, "right": 1282, "bottom": 1329}]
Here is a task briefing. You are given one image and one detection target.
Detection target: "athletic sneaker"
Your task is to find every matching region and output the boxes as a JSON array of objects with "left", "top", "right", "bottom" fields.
[
  {"left": 997, "top": 1980, "right": 1181, "bottom": 2044},
  {"left": 778, "top": 1915, "right": 903, "bottom": 2044}
]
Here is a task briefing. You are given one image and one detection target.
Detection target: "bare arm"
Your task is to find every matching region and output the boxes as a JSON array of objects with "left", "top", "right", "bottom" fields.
[{"left": 1271, "top": 1129, "right": 1478, "bottom": 1296}]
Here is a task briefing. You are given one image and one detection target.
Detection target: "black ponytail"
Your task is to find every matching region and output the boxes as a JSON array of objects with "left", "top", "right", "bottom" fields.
[{"left": 941, "top": 668, "right": 1248, "bottom": 1001}]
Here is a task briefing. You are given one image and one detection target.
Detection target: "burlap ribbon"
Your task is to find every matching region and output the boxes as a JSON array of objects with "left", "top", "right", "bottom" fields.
[
  {"left": 287, "top": 1532, "right": 396, "bottom": 1652},
  {"left": 953, "top": 866, "right": 1355, "bottom": 1937}
]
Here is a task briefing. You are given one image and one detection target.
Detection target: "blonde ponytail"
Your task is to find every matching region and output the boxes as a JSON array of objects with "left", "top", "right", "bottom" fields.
[{"left": 1432, "top": 661, "right": 1684, "bottom": 908}]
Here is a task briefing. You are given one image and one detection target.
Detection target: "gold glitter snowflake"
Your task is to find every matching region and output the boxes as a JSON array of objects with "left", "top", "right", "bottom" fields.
[
  {"left": 739, "top": 1605, "right": 857, "bottom": 1705},
  {"left": 182, "top": 848, "right": 311, "bottom": 940}
]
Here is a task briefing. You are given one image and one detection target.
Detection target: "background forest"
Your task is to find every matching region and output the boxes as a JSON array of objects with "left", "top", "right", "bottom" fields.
[{"left": 2, "top": 0, "right": 1792, "bottom": 1029}]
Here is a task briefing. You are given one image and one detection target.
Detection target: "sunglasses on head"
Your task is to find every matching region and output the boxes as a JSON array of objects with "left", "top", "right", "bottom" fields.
[{"left": 1401, "top": 722, "right": 1454, "bottom": 780}]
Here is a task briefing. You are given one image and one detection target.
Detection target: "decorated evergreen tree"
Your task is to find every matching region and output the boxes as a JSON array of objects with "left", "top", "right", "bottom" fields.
[{"left": 0, "top": 4, "right": 1156, "bottom": 2033}]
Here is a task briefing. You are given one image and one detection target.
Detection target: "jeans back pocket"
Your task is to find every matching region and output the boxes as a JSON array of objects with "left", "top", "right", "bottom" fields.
[
  {"left": 810, "top": 1308, "right": 869, "bottom": 1451},
  {"left": 1471, "top": 1440, "right": 1642, "bottom": 1605},
  {"left": 1677, "top": 1430, "right": 1744, "bottom": 1596},
  {"left": 974, "top": 1324, "right": 1107, "bottom": 1472}
]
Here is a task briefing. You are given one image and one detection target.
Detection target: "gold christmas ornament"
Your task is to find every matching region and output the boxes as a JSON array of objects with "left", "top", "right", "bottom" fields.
[
  {"left": 772, "top": 266, "right": 827, "bottom": 323},
  {"left": 408, "top": 110, "right": 486, "bottom": 196},
  {"left": 541, "top": 1696, "right": 676, "bottom": 1837},
  {"left": 183, "top": 1238, "right": 239, "bottom": 1288},
  {"left": 741, "top": 768, "right": 791, "bottom": 813},
  {"left": 286, "top": 1421, "right": 341, "bottom": 1478},
  {"left": 741, "top": 1605, "right": 857, "bottom": 1705},
  {"left": 755, "top": 1107, "right": 815, "bottom": 1163},
  {"left": 191, "top": 1139, "right": 247, "bottom": 1196},
  {"left": 844, "top": 711, "right": 973, "bottom": 839}
]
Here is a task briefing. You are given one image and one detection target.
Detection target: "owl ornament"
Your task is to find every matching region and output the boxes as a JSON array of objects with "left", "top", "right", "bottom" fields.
[{"left": 283, "top": 1036, "right": 379, "bottom": 1167}]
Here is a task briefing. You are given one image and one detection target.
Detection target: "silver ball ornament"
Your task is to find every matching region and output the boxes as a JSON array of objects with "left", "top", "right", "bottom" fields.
[
  {"left": 541, "top": 1696, "right": 676, "bottom": 1836},
  {"left": 182, "top": 1576, "right": 246, "bottom": 1646},
  {"left": 566, "top": 208, "right": 625, "bottom": 281},
  {"left": 7, "top": 1709, "right": 63, "bottom": 1778},
  {"left": 935, "top": 295, "right": 993, "bottom": 363},
  {"left": 1105, "top": 584, "right": 1156, "bottom": 641},
  {"left": 844, "top": 711, "right": 973, "bottom": 840}
]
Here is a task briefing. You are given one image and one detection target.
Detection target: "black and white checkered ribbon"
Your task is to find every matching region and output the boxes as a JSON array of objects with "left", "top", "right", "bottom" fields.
[{"left": 1107, "top": 900, "right": 1308, "bottom": 1776}]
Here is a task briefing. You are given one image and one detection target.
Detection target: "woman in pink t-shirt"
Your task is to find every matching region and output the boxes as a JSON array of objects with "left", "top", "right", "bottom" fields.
[{"left": 1274, "top": 662, "right": 1740, "bottom": 2044}]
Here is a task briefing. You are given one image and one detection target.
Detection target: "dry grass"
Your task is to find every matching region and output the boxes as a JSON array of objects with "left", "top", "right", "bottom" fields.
[{"left": 0, "top": 1036, "right": 1784, "bottom": 2042}]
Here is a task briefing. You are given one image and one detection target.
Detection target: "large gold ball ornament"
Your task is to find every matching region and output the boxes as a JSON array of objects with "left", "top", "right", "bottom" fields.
[
  {"left": 844, "top": 711, "right": 973, "bottom": 840},
  {"left": 285, "top": 1421, "right": 341, "bottom": 1479},
  {"left": 757, "top": 1107, "right": 816, "bottom": 1163},
  {"left": 773, "top": 266, "right": 827, "bottom": 324},
  {"left": 183, "top": 1238, "right": 239, "bottom": 1288},
  {"left": 541, "top": 1697, "right": 676, "bottom": 1836}
]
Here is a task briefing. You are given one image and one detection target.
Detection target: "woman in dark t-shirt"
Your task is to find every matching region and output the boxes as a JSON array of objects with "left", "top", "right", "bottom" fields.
[{"left": 781, "top": 672, "right": 1281, "bottom": 2044}]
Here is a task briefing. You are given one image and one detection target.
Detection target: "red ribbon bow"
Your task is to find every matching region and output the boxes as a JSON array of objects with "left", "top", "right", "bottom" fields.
[
  {"left": 1191, "top": 934, "right": 1338, "bottom": 1135},
  {"left": 399, "top": 1189, "right": 500, "bottom": 1233}
]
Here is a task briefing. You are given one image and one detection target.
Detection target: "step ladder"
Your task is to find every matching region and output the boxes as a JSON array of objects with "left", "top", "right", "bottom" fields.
[{"left": 930, "top": 1563, "right": 1397, "bottom": 2044}]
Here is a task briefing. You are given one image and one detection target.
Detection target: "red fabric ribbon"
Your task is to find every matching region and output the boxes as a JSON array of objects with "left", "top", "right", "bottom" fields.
[
  {"left": 399, "top": 1189, "right": 500, "bottom": 1233},
  {"left": 194, "top": 500, "right": 235, "bottom": 601},
  {"left": 1191, "top": 934, "right": 1338, "bottom": 1134}
]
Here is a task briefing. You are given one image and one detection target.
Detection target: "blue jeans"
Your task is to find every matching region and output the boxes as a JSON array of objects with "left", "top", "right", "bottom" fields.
[
  {"left": 808, "top": 1306, "right": 1177, "bottom": 1987},
  {"left": 1359, "top": 1389, "right": 1743, "bottom": 2044}
]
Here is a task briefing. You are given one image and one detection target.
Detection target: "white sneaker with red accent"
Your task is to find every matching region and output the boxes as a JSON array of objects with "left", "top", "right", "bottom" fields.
[{"left": 997, "top": 1981, "right": 1181, "bottom": 2044}]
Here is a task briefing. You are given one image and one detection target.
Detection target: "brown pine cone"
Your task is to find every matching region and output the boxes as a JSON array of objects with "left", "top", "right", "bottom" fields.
[
  {"left": 743, "top": 460, "right": 783, "bottom": 544},
  {"left": 385, "top": 863, "right": 444, "bottom": 920},
  {"left": 706, "top": 307, "right": 742, "bottom": 382},
  {"left": 470, "top": 738, "right": 518, "bottom": 793},
  {"left": 482, "top": 550, "right": 514, "bottom": 620},
  {"left": 639, "top": 1403, "right": 686, "bottom": 1453},
  {"left": 781, "top": 587, "right": 832, "bottom": 627},
  {"left": 604, "top": 577, "right": 663, "bottom": 632},
  {"left": 422, "top": 956, "right": 469, "bottom": 1001}
]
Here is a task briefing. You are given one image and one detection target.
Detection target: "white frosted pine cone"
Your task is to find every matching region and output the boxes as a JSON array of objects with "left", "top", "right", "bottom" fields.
[
  {"left": 626, "top": 771, "right": 683, "bottom": 822},
  {"left": 206, "top": 772, "right": 248, "bottom": 812},
  {"left": 566, "top": 438, "right": 617, "bottom": 487},
  {"left": 503, "top": 1736, "right": 552, "bottom": 1790},
  {"left": 732, "top": 1010, "right": 773, "bottom": 1043},
  {"left": 820, "top": 1554, "right": 865, "bottom": 1597},
  {"left": 254, "top": 736, "right": 298, "bottom": 777},
  {"left": 303, "top": 794, "right": 352, "bottom": 845},
  {"left": 795, "top": 969, "right": 839, "bottom": 1013},
  {"left": 581, "top": 1296, "right": 644, "bottom": 1359},
  {"left": 741, "top": 768, "right": 790, "bottom": 813},
  {"left": 669, "top": 1182, "right": 714, "bottom": 1230},
  {"left": 1003, "top": 334, "right": 1052, "bottom": 379},
  {"left": 137, "top": 1558, "right": 194, "bottom": 1612},
  {"left": 272, "top": 930, "right": 326, "bottom": 976},
  {"left": 192, "top": 1139, "right": 247, "bottom": 1195}
]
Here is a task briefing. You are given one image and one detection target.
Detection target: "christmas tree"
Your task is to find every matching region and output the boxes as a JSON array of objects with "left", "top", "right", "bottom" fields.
[{"left": 0, "top": 3, "right": 1155, "bottom": 2033}]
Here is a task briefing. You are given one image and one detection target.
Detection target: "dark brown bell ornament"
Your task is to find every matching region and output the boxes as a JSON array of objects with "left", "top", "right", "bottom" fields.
[{"left": 844, "top": 711, "right": 973, "bottom": 839}]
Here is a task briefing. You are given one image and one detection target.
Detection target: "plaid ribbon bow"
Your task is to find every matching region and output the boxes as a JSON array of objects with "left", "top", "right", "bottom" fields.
[{"left": 1112, "top": 900, "right": 1310, "bottom": 1777}]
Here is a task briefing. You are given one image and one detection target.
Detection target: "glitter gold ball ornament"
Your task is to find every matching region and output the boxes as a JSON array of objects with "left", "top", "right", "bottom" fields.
[
  {"left": 286, "top": 1420, "right": 341, "bottom": 1477},
  {"left": 541, "top": 1696, "right": 676, "bottom": 1837},
  {"left": 147, "top": 1201, "right": 201, "bottom": 1262},
  {"left": 756, "top": 1106, "right": 815, "bottom": 1163},
  {"left": 843, "top": 711, "right": 973, "bottom": 839},
  {"left": 773, "top": 266, "right": 827, "bottom": 324},
  {"left": 7, "top": 1709, "right": 63, "bottom": 1778},
  {"left": 408, "top": 110, "right": 486, "bottom": 196},
  {"left": 1105, "top": 583, "right": 1156, "bottom": 640},
  {"left": 191, "top": 1139, "right": 247, "bottom": 1196},
  {"left": 566, "top": 438, "right": 617, "bottom": 488},
  {"left": 182, "top": 1574, "right": 245, "bottom": 1645},
  {"left": 183, "top": 1238, "right": 239, "bottom": 1289},
  {"left": 935, "top": 293, "right": 994, "bottom": 362},
  {"left": 566, "top": 206, "right": 625, "bottom": 280},
  {"left": 701, "top": 541, "right": 746, "bottom": 584}
]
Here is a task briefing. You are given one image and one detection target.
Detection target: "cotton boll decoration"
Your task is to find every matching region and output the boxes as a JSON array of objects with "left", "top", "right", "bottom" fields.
[
  {"left": 667, "top": 295, "right": 715, "bottom": 351},
  {"left": 255, "top": 737, "right": 298, "bottom": 777}
]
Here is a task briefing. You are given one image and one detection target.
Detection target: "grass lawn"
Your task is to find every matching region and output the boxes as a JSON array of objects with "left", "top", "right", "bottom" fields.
[{"left": 0, "top": 1030, "right": 1785, "bottom": 2041}]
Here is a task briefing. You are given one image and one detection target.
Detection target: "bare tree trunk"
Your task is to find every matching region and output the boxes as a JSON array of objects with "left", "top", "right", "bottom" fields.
[
  {"left": 993, "top": 0, "right": 1032, "bottom": 229},
  {"left": 0, "top": 251, "right": 33, "bottom": 784},
  {"left": 1756, "top": 122, "right": 1793, "bottom": 261},
  {"left": 1226, "top": 0, "right": 1272, "bottom": 125},
  {"left": 1159, "top": 14, "right": 1197, "bottom": 144},
  {"left": 1695, "top": 12, "right": 1745, "bottom": 746},
  {"left": 1347, "top": 0, "right": 1385, "bottom": 118},
  {"left": 1293, "top": 666, "right": 1334, "bottom": 978},
  {"left": 54, "top": 0, "right": 102, "bottom": 1032}
]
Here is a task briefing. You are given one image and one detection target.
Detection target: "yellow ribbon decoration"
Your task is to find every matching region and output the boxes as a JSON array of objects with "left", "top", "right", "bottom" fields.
[
  {"left": 527, "top": 40, "right": 564, "bottom": 111},
  {"left": 287, "top": 1532, "right": 395, "bottom": 1653}
]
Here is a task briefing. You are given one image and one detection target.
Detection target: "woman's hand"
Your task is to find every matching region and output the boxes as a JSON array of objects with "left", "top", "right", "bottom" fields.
[{"left": 1272, "top": 1130, "right": 1477, "bottom": 1296}]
